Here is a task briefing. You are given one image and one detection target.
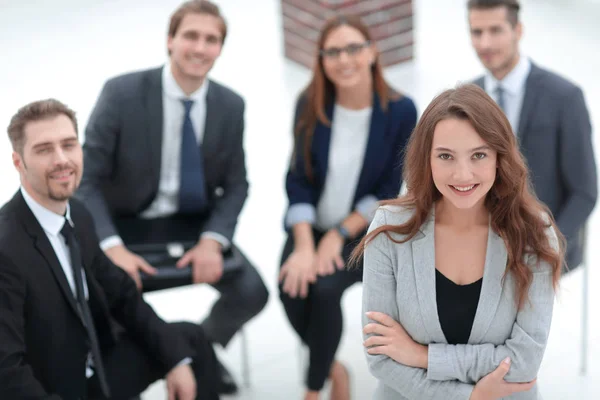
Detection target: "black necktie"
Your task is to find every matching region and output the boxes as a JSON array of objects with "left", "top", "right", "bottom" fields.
[
  {"left": 179, "top": 99, "right": 208, "bottom": 213},
  {"left": 60, "top": 219, "right": 110, "bottom": 398}
]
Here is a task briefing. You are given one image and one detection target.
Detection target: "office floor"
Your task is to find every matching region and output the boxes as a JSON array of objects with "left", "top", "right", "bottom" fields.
[{"left": 1, "top": 0, "right": 599, "bottom": 398}]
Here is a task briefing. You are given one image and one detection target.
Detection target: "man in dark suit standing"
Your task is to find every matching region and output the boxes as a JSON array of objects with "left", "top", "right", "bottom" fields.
[
  {"left": 467, "top": 0, "right": 597, "bottom": 270},
  {"left": 0, "top": 99, "right": 219, "bottom": 399},
  {"left": 76, "top": 1, "right": 268, "bottom": 393}
]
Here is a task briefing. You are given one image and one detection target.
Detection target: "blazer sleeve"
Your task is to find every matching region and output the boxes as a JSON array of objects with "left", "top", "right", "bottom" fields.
[
  {"left": 0, "top": 254, "right": 62, "bottom": 399},
  {"left": 362, "top": 209, "right": 475, "bottom": 400},
  {"left": 426, "top": 226, "right": 558, "bottom": 384},
  {"left": 555, "top": 86, "right": 597, "bottom": 244},
  {"left": 201, "top": 98, "right": 249, "bottom": 243},
  {"left": 284, "top": 97, "right": 318, "bottom": 228},
  {"left": 81, "top": 210, "right": 192, "bottom": 371},
  {"left": 77, "top": 78, "right": 122, "bottom": 242}
]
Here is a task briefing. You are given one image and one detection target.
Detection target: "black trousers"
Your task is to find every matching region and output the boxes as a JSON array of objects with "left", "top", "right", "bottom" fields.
[
  {"left": 278, "top": 229, "right": 363, "bottom": 391},
  {"left": 115, "top": 215, "right": 269, "bottom": 347},
  {"left": 87, "top": 322, "right": 218, "bottom": 400}
]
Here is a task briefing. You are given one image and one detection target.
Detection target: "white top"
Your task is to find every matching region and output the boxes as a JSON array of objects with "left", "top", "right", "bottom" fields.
[
  {"left": 316, "top": 104, "right": 372, "bottom": 230},
  {"left": 100, "top": 63, "right": 229, "bottom": 251},
  {"left": 484, "top": 55, "right": 531, "bottom": 135}
]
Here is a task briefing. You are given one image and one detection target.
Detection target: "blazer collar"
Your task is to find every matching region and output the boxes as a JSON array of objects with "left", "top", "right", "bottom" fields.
[
  {"left": 411, "top": 207, "right": 507, "bottom": 343},
  {"left": 516, "top": 62, "right": 544, "bottom": 138},
  {"left": 145, "top": 67, "right": 164, "bottom": 188}
]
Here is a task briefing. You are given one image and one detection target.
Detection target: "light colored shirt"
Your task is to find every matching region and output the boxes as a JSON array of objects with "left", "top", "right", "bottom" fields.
[
  {"left": 100, "top": 63, "right": 229, "bottom": 251},
  {"left": 484, "top": 55, "right": 531, "bottom": 135},
  {"left": 316, "top": 104, "right": 372, "bottom": 230}
]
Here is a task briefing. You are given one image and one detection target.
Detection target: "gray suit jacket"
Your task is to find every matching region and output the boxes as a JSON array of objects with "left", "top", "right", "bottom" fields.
[
  {"left": 474, "top": 62, "right": 597, "bottom": 268},
  {"left": 363, "top": 206, "right": 557, "bottom": 400},
  {"left": 76, "top": 67, "right": 248, "bottom": 243}
]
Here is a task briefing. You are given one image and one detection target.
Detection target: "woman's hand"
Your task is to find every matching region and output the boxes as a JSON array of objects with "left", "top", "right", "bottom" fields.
[
  {"left": 363, "top": 311, "right": 428, "bottom": 369},
  {"left": 315, "top": 229, "right": 345, "bottom": 276},
  {"left": 279, "top": 248, "right": 317, "bottom": 298},
  {"left": 470, "top": 358, "right": 536, "bottom": 400}
]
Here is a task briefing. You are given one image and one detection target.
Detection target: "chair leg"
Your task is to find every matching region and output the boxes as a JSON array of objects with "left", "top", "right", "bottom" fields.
[
  {"left": 241, "top": 328, "right": 251, "bottom": 387},
  {"left": 580, "top": 226, "right": 589, "bottom": 375}
]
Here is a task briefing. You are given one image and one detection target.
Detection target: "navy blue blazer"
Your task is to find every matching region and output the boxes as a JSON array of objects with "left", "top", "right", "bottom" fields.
[{"left": 285, "top": 92, "right": 417, "bottom": 230}]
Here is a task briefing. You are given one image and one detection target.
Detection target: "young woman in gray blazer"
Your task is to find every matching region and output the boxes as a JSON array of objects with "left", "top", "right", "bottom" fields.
[{"left": 356, "top": 84, "right": 564, "bottom": 400}]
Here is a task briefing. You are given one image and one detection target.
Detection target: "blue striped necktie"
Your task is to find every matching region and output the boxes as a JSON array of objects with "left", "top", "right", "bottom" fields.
[{"left": 178, "top": 99, "right": 207, "bottom": 213}]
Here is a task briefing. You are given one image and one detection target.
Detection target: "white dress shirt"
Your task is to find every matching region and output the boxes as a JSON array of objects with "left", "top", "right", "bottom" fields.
[
  {"left": 316, "top": 104, "right": 372, "bottom": 230},
  {"left": 484, "top": 55, "right": 531, "bottom": 135},
  {"left": 100, "top": 63, "right": 229, "bottom": 251}
]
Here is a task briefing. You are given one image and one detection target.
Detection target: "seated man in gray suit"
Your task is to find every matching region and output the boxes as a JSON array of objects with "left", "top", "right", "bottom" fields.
[
  {"left": 76, "top": 0, "right": 269, "bottom": 393},
  {"left": 467, "top": 0, "right": 597, "bottom": 270}
]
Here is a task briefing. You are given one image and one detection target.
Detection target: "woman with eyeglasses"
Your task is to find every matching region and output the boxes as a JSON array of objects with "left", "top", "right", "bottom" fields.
[{"left": 278, "top": 14, "right": 417, "bottom": 400}]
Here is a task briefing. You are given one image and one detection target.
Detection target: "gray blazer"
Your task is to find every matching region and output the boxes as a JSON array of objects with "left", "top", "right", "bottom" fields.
[
  {"left": 76, "top": 67, "right": 248, "bottom": 243},
  {"left": 362, "top": 206, "right": 557, "bottom": 400},
  {"left": 474, "top": 62, "right": 597, "bottom": 269}
]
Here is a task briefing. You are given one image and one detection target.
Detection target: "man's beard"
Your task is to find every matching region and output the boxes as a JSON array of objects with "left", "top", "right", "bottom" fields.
[{"left": 47, "top": 183, "right": 75, "bottom": 202}]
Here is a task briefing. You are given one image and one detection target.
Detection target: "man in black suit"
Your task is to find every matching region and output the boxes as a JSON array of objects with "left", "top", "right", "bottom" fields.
[
  {"left": 0, "top": 99, "right": 219, "bottom": 399},
  {"left": 75, "top": 1, "right": 269, "bottom": 393},
  {"left": 468, "top": 0, "right": 597, "bottom": 270}
]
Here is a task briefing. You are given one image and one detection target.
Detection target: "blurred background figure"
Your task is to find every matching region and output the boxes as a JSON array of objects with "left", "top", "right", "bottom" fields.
[
  {"left": 279, "top": 15, "right": 417, "bottom": 400},
  {"left": 75, "top": 0, "right": 269, "bottom": 394},
  {"left": 467, "top": 0, "right": 597, "bottom": 271}
]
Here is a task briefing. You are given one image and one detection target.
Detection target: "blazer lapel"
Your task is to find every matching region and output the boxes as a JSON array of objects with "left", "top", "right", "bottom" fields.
[
  {"left": 516, "top": 63, "right": 542, "bottom": 139},
  {"left": 202, "top": 81, "right": 222, "bottom": 173},
  {"left": 313, "top": 103, "right": 334, "bottom": 188},
  {"left": 468, "top": 225, "right": 507, "bottom": 343},
  {"left": 411, "top": 213, "right": 447, "bottom": 343},
  {"left": 145, "top": 68, "right": 164, "bottom": 189},
  {"left": 16, "top": 194, "right": 84, "bottom": 325},
  {"left": 354, "top": 93, "right": 388, "bottom": 201}
]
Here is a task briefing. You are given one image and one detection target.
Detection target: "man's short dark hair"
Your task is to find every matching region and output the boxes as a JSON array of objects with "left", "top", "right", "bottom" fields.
[
  {"left": 169, "top": 0, "right": 227, "bottom": 42},
  {"left": 7, "top": 99, "right": 78, "bottom": 155},
  {"left": 467, "top": 0, "right": 520, "bottom": 26}
]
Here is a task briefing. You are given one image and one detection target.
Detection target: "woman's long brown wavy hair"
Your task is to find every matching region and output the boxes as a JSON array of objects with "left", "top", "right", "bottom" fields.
[
  {"left": 352, "top": 84, "right": 564, "bottom": 310},
  {"left": 294, "top": 14, "right": 397, "bottom": 182}
]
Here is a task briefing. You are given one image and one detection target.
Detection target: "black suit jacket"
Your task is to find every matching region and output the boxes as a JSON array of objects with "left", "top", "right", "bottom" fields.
[
  {"left": 475, "top": 62, "right": 597, "bottom": 268},
  {"left": 0, "top": 191, "right": 191, "bottom": 399},
  {"left": 76, "top": 66, "right": 248, "bottom": 243}
]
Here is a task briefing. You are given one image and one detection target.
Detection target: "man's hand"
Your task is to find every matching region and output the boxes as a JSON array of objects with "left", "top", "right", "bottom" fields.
[
  {"left": 166, "top": 363, "right": 197, "bottom": 400},
  {"left": 176, "top": 238, "right": 223, "bottom": 284},
  {"left": 104, "top": 245, "right": 157, "bottom": 290},
  {"left": 470, "top": 358, "right": 536, "bottom": 400}
]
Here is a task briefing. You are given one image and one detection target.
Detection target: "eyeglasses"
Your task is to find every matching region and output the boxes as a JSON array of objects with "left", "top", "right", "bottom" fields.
[{"left": 320, "top": 41, "right": 371, "bottom": 59}]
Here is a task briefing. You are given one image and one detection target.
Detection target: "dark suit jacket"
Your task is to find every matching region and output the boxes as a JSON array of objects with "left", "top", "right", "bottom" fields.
[
  {"left": 76, "top": 67, "right": 248, "bottom": 243},
  {"left": 0, "top": 192, "right": 191, "bottom": 399},
  {"left": 475, "top": 62, "right": 597, "bottom": 268},
  {"left": 285, "top": 92, "right": 417, "bottom": 229}
]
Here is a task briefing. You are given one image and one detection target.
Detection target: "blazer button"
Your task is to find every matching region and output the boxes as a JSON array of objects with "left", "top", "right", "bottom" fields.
[{"left": 214, "top": 187, "right": 224, "bottom": 197}]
